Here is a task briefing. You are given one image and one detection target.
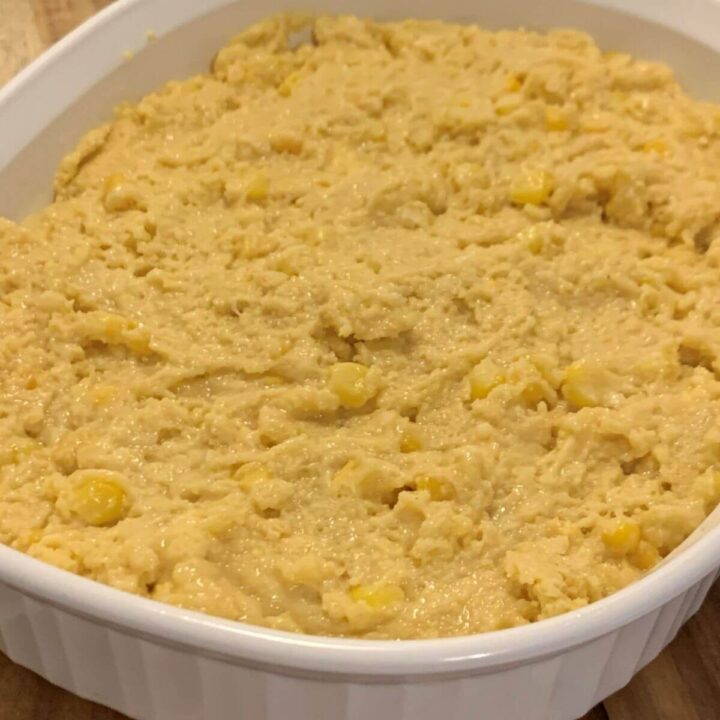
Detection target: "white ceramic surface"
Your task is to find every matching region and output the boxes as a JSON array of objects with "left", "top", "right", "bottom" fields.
[{"left": 0, "top": 1, "right": 719, "bottom": 718}]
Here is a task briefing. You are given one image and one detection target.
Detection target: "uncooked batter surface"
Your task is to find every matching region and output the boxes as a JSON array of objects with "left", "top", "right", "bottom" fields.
[{"left": 1, "top": 14, "right": 719, "bottom": 638}]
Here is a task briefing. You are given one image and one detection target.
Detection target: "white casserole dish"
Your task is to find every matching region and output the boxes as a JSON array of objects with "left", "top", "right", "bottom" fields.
[{"left": 1, "top": 1, "right": 720, "bottom": 718}]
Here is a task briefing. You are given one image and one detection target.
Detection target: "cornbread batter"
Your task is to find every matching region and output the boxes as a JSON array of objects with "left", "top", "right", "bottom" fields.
[{"left": 0, "top": 14, "right": 719, "bottom": 638}]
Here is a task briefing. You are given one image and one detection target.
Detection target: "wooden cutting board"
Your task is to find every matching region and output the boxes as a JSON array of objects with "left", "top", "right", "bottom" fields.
[{"left": 1, "top": 2, "right": 718, "bottom": 719}]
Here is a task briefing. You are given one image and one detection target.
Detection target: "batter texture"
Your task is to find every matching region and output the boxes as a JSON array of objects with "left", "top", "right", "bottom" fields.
[{"left": 1, "top": 14, "right": 720, "bottom": 638}]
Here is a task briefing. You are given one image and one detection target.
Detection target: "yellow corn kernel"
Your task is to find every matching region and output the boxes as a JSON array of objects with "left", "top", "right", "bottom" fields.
[
  {"left": 329, "top": 362, "right": 374, "bottom": 409},
  {"left": 274, "top": 257, "right": 299, "bottom": 276},
  {"left": 98, "top": 314, "right": 150, "bottom": 355},
  {"left": 101, "top": 313, "right": 132, "bottom": 341},
  {"left": 545, "top": 107, "right": 567, "bottom": 131},
  {"left": 361, "top": 120, "right": 387, "bottom": 142},
  {"left": 104, "top": 173, "right": 126, "bottom": 194},
  {"left": 580, "top": 111, "right": 608, "bottom": 134},
  {"left": 205, "top": 513, "right": 236, "bottom": 536},
  {"left": 505, "top": 75, "right": 522, "bottom": 92},
  {"left": 453, "top": 162, "right": 487, "bottom": 188},
  {"left": 262, "top": 375, "right": 285, "bottom": 386},
  {"left": 641, "top": 139, "right": 668, "bottom": 156},
  {"left": 277, "top": 70, "right": 301, "bottom": 97},
  {"left": 245, "top": 173, "right": 269, "bottom": 202},
  {"left": 269, "top": 133, "right": 303, "bottom": 154},
  {"left": 126, "top": 331, "right": 151, "bottom": 354},
  {"left": 350, "top": 583, "right": 405, "bottom": 608},
  {"left": 234, "top": 464, "right": 272, "bottom": 490},
  {"left": 494, "top": 93, "right": 522, "bottom": 116},
  {"left": 561, "top": 363, "right": 613, "bottom": 409},
  {"left": 516, "top": 226, "right": 545, "bottom": 255},
  {"left": 103, "top": 173, "right": 138, "bottom": 212},
  {"left": 399, "top": 427, "right": 423, "bottom": 453},
  {"left": 509, "top": 169, "right": 554, "bottom": 206},
  {"left": 25, "top": 374, "right": 38, "bottom": 390},
  {"left": 414, "top": 475, "right": 456, "bottom": 501},
  {"left": 602, "top": 520, "right": 641, "bottom": 556},
  {"left": 629, "top": 540, "right": 661, "bottom": 570},
  {"left": 24, "top": 528, "right": 44, "bottom": 546},
  {"left": 520, "top": 380, "right": 546, "bottom": 406},
  {"left": 469, "top": 358, "right": 505, "bottom": 400},
  {"left": 89, "top": 384, "right": 117, "bottom": 405},
  {"left": 332, "top": 460, "right": 359, "bottom": 491},
  {"left": 69, "top": 474, "right": 127, "bottom": 526}
]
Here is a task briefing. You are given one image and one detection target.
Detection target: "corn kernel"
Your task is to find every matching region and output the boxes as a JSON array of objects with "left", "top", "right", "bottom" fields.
[
  {"left": 469, "top": 358, "right": 505, "bottom": 400},
  {"left": 580, "top": 111, "right": 608, "bottom": 134},
  {"left": 25, "top": 375, "right": 38, "bottom": 390},
  {"left": 329, "top": 362, "right": 375, "bottom": 409},
  {"left": 235, "top": 464, "right": 272, "bottom": 490},
  {"left": 505, "top": 75, "right": 522, "bottom": 92},
  {"left": 509, "top": 169, "right": 554, "bottom": 206},
  {"left": 545, "top": 107, "right": 567, "bottom": 131},
  {"left": 332, "top": 459, "right": 359, "bottom": 491},
  {"left": 269, "top": 134, "right": 303, "bottom": 154},
  {"left": 602, "top": 520, "right": 641, "bottom": 555},
  {"left": 277, "top": 71, "right": 301, "bottom": 97},
  {"left": 103, "top": 173, "right": 138, "bottom": 212},
  {"left": 24, "top": 528, "right": 43, "bottom": 546},
  {"left": 205, "top": 513, "right": 236, "bottom": 536},
  {"left": 414, "top": 475, "right": 456, "bottom": 501},
  {"left": 361, "top": 120, "right": 387, "bottom": 142},
  {"left": 262, "top": 375, "right": 285, "bottom": 386},
  {"left": 102, "top": 314, "right": 131, "bottom": 341},
  {"left": 629, "top": 540, "right": 661, "bottom": 570},
  {"left": 520, "top": 380, "right": 546, "bottom": 406},
  {"left": 641, "top": 139, "right": 668, "bottom": 156},
  {"left": 126, "top": 332, "right": 151, "bottom": 354},
  {"left": 98, "top": 314, "right": 151, "bottom": 355},
  {"left": 495, "top": 93, "right": 522, "bottom": 116},
  {"left": 245, "top": 173, "right": 269, "bottom": 202},
  {"left": 89, "top": 384, "right": 117, "bottom": 405},
  {"left": 104, "top": 173, "right": 126, "bottom": 194},
  {"left": 69, "top": 474, "right": 127, "bottom": 526},
  {"left": 274, "top": 257, "right": 299, "bottom": 276},
  {"left": 517, "top": 226, "right": 545, "bottom": 254},
  {"left": 399, "top": 427, "right": 423, "bottom": 453},
  {"left": 350, "top": 583, "right": 405, "bottom": 608},
  {"left": 561, "top": 363, "right": 614, "bottom": 409}
]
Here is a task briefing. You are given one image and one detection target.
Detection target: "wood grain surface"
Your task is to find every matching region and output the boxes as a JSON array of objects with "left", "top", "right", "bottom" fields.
[{"left": 1, "top": 2, "right": 718, "bottom": 719}]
